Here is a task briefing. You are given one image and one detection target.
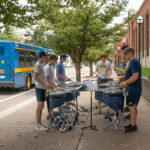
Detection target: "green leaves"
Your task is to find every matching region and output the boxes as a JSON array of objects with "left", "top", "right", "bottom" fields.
[{"left": 0, "top": 0, "right": 37, "bottom": 28}]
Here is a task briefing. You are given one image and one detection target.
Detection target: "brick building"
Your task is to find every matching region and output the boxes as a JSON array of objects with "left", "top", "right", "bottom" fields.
[
  {"left": 128, "top": 0, "right": 150, "bottom": 68},
  {"left": 114, "top": 33, "right": 128, "bottom": 67}
]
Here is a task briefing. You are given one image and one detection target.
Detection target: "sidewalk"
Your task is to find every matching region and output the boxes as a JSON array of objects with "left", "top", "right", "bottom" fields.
[{"left": 0, "top": 71, "right": 150, "bottom": 150}]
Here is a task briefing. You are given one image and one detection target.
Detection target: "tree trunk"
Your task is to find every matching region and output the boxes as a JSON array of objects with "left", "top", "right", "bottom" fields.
[
  {"left": 75, "top": 61, "right": 81, "bottom": 82},
  {"left": 89, "top": 61, "right": 93, "bottom": 76}
]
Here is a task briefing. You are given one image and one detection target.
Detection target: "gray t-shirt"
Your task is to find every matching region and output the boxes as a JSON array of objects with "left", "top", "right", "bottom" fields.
[
  {"left": 34, "top": 61, "right": 46, "bottom": 89},
  {"left": 96, "top": 60, "right": 111, "bottom": 78},
  {"left": 44, "top": 64, "right": 55, "bottom": 83}
]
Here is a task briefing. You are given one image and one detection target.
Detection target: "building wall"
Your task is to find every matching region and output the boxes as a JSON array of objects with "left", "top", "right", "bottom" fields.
[{"left": 128, "top": 0, "right": 150, "bottom": 68}]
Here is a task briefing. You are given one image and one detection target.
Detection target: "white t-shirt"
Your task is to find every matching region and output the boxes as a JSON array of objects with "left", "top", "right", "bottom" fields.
[
  {"left": 96, "top": 60, "right": 111, "bottom": 78},
  {"left": 34, "top": 61, "right": 46, "bottom": 89},
  {"left": 44, "top": 64, "right": 55, "bottom": 83}
]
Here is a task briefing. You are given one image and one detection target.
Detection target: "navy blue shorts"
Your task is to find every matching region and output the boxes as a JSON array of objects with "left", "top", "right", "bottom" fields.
[
  {"left": 126, "top": 92, "right": 141, "bottom": 106},
  {"left": 35, "top": 88, "right": 46, "bottom": 102}
]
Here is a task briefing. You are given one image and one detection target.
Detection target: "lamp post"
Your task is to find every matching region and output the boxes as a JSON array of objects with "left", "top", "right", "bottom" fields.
[
  {"left": 136, "top": 16, "right": 144, "bottom": 62},
  {"left": 122, "top": 39, "right": 126, "bottom": 45},
  {"left": 115, "top": 51, "right": 117, "bottom": 68},
  {"left": 118, "top": 46, "right": 120, "bottom": 68}
]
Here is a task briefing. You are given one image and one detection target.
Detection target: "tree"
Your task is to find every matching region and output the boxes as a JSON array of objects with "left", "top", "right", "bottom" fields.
[
  {"left": 24, "top": 22, "right": 52, "bottom": 49},
  {"left": 34, "top": 0, "right": 129, "bottom": 82},
  {"left": 0, "top": 0, "right": 37, "bottom": 28},
  {"left": 0, "top": 29, "right": 21, "bottom": 42}
]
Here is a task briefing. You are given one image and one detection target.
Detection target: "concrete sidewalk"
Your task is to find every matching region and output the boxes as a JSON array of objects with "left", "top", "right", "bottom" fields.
[{"left": 0, "top": 72, "right": 150, "bottom": 150}]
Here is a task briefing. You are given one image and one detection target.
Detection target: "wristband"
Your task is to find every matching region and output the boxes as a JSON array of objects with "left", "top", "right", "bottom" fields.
[{"left": 122, "top": 81, "right": 127, "bottom": 86}]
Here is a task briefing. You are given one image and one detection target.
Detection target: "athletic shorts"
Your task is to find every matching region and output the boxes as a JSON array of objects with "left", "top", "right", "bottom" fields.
[
  {"left": 35, "top": 88, "right": 46, "bottom": 102},
  {"left": 126, "top": 92, "right": 141, "bottom": 107}
]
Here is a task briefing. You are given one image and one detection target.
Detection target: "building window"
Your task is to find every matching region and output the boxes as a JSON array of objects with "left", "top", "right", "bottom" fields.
[
  {"left": 19, "top": 51, "right": 25, "bottom": 68},
  {"left": 146, "top": 14, "right": 149, "bottom": 56},
  {"left": 0, "top": 47, "right": 4, "bottom": 56}
]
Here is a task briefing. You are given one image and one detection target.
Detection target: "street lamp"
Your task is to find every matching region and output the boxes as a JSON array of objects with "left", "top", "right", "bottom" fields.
[
  {"left": 118, "top": 46, "right": 120, "bottom": 68},
  {"left": 136, "top": 16, "right": 144, "bottom": 62},
  {"left": 122, "top": 39, "right": 126, "bottom": 45},
  {"left": 115, "top": 51, "right": 117, "bottom": 68}
]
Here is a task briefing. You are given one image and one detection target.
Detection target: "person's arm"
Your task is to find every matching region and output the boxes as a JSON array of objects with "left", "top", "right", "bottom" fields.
[
  {"left": 34, "top": 72, "right": 50, "bottom": 89},
  {"left": 119, "top": 62, "right": 140, "bottom": 88},
  {"left": 119, "top": 75, "right": 125, "bottom": 82},
  {"left": 119, "top": 73, "right": 139, "bottom": 88},
  {"left": 56, "top": 70, "right": 68, "bottom": 80},
  {"left": 56, "top": 64, "right": 71, "bottom": 81},
  {"left": 46, "top": 76, "right": 57, "bottom": 88}
]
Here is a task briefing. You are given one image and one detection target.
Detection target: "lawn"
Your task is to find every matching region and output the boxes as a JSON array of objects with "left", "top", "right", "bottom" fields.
[
  {"left": 142, "top": 68, "right": 150, "bottom": 77},
  {"left": 115, "top": 67, "right": 150, "bottom": 77}
]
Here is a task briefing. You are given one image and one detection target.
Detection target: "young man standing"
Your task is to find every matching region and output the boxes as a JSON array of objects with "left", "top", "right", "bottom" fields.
[
  {"left": 44, "top": 55, "right": 58, "bottom": 88},
  {"left": 119, "top": 47, "right": 142, "bottom": 132},
  {"left": 95, "top": 54, "right": 112, "bottom": 79},
  {"left": 34, "top": 51, "right": 51, "bottom": 131},
  {"left": 56, "top": 54, "right": 71, "bottom": 85},
  {"left": 44, "top": 54, "right": 58, "bottom": 118}
]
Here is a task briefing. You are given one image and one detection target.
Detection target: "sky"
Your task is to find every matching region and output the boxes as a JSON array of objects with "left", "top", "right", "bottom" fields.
[
  {"left": 114, "top": 0, "right": 144, "bottom": 24},
  {"left": 128, "top": 0, "right": 144, "bottom": 11},
  {"left": 17, "top": 0, "right": 144, "bottom": 34}
]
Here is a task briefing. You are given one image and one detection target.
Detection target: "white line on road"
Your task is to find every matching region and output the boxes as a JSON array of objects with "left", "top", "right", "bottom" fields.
[
  {"left": 0, "top": 89, "right": 34, "bottom": 103},
  {"left": 0, "top": 97, "right": 36, "bottom": 120}
]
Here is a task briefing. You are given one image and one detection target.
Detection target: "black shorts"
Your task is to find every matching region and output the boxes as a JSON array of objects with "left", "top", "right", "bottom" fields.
[
  {"left": 35, "top": 88, "right": 46, "bottom": 102},
  {"left": 126, "top": 92, "right": 141, "bottom": 106}
]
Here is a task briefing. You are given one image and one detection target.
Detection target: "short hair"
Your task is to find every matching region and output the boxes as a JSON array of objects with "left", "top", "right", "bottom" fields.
[
  {"left": 49, "top": 54, "right": 58, "bottom": 61},
  {"left": 100, "top": 54, "right": 106, "bottom": 59},
  {"left": 121, "top": 45, "right": 129, "bottom": 51},
  {"left": 124, "top": 47, "right": 135, "bottom": 56}
]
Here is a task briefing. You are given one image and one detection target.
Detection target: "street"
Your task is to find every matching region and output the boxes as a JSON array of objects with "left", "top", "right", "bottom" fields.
[{"left": 0, "top": 67, "right": 90, "bottom": 121}]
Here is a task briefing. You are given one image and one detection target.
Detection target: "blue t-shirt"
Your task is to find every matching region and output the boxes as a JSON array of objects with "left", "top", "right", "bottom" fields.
[
  {"left": 125, "top": 59, "right": 142, "bottom": 94},
  {"left": 56, "top": 62, "right": 66, "bottom": 82}
]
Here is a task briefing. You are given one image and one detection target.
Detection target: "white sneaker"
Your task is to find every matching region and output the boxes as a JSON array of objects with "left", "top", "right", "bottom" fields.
[
  {"left": 35, "top": 124, "right": 47, "bottom": 131},
  {"left": 40, "top": 123, "right": 48, "bottom": 129}
]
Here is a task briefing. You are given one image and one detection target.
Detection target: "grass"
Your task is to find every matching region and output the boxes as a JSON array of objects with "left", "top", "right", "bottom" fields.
[
  {"left": 142, "top": 68, "right": 150, "bottom": 77},
  {"left": 115, "top": 67, "right": 150, "bottom": 77}
]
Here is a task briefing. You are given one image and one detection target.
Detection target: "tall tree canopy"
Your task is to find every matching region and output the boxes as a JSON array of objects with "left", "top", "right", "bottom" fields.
[
  {"left": 0, "top": 0, "right": 37, "bottom": 28},
  {"left": 28, "top": 0, "right": 129, "bottom": 81}
]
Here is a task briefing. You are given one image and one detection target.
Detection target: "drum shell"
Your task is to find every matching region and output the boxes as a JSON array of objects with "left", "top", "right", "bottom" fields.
[
  {"left": 48, "top": 95, "right": 65, "bottom": 109},
  {"left": 65, "top": 91, "right": 78, "bottom": 102},
  {"left": 95, "top": 91, "right": 123, "bottom": 110}
]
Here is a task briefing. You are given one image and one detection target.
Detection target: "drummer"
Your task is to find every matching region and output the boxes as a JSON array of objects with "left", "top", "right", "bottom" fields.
[
  {"left": 119, "top": 47, "right": 142, "bottom": 132},
  {"left": 44, "top": 54, "right": 58, "bottom": 119},
  {"left": 34, "top": 51, "right": 51, "bottom": 131},
  {"left": 56, "top": 54, "right": 71, "bottom": 85},
  {"left": 95, "top": 54, "right": 112, "bottom": 79}
]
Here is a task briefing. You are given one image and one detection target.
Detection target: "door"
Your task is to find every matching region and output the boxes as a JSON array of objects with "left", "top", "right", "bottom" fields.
[{"left": 0, "top": 42, "right": 11, "bottom": 81}]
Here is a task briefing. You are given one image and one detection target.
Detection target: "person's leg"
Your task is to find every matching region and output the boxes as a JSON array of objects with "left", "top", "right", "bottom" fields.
[
  {"left": 36, "top": 102, "right": 44, "bottom": 124},
  {"left": 129, "top": 106, "right": 137, "bottom": 126}
]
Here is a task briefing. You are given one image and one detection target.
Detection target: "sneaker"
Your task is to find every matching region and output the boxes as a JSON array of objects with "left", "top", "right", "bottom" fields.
[
  {"left": 125, "top": 124, "right": 138, "bottom": 133},
  {"left": 124, "top": 107, "right": 129, "bottom": 112},
  {"left": 125, "top": 114, "right": 130, "bottom": 120},
  {"left": 35, "top": 124, "right": 47, "bottom": 131},
  {"left": 125, "top": 123, "right": 132, "bottom": 129},
  {"left": 40, "top": 123, "right": 48, "bottom": 129}
]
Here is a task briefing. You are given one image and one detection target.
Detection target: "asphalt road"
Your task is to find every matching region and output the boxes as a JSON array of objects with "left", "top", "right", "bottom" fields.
[{"left": 0, "top": 66, "right": 91, "bottom": 120}]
